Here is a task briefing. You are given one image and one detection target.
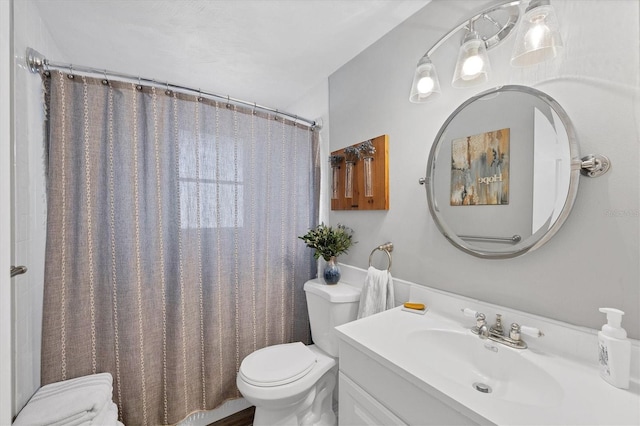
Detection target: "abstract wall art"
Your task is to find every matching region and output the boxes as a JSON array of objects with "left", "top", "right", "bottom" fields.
[{"left": 451, "top": 128, "right": 510, "bottom": 206}]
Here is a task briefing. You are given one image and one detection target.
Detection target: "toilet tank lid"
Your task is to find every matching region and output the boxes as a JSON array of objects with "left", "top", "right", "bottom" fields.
[{"left": 304, "top": 280, "right": 361, "bottom": 303}]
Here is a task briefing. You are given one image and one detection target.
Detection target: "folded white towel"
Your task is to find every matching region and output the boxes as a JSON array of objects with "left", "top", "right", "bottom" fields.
[
  {"left": 13, "top": 373, "right": 116, "bottom": 426},
  {"left": 85, "top": 401, "right": 118, "bottom": 426},
  {"left": 357, "top": 266, "right": 395, "bottom": 319}
]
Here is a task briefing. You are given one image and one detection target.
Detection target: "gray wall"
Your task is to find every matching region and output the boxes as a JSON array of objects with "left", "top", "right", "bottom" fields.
[{"left": 329, "top": 0, "right": 639, "bottom": 338}]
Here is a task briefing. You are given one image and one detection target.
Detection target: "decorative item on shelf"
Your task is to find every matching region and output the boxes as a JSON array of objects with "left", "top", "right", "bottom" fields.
[
  {"left": 358, "top": 140, "right": 376, "bottom": 198},
  {"left": 357, "top": 139, "right": 376, "bottom": 155},
  {"left": 323, "top": 257, "right": 341, "bottom": 285},
  {"left": 409, "top": 0, "right": 563, "bottom": 102},
  {"left": 363, "top": 157, "right": 374, "bottom": 198},
  {"left": 331, "top": 135, "right": 389, "bottom": 210},
  {"left": 343, "top": 146, "right": 361, "bottom": 199},
  {"left": 344, "top": 161, "right": 355, "bottom": 199},
  {"left": 330, "top": 155, "right": 344, "bottom": 200},
  {"left": 299, "top": 223, "right": 356, "bottom": 284}
]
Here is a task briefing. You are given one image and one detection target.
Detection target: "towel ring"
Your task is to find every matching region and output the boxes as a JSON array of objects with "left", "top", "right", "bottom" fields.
[{"left": 368, "top": 242, "right": 393, "bottom": 272}]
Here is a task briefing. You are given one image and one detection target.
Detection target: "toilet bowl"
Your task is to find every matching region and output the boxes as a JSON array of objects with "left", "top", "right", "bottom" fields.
[{"left": 236, "top": 279, "right": 361, "bottom": 426}]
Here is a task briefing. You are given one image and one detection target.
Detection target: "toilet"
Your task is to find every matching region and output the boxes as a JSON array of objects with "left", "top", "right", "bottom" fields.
[{"left": 237, "top": 278, "right": 361, "bottom": 426}]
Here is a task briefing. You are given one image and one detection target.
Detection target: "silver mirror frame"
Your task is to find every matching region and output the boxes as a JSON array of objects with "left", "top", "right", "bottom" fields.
[{"left": 425, "top": 85, "right": 581, "bottom": 259}]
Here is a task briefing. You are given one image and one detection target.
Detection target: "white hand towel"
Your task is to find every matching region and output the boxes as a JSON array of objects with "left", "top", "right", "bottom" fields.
[
  {"left": 357, "top": 266, "right": 395, "bottom": 319},
  {"left": 13, "top": 373, "right": 114, "bottom": 426}
]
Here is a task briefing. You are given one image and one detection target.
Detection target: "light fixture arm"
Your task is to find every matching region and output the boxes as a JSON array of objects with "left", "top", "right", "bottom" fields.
[
  {"left": 482, "top": 13, "right": 501, "bottom": 30},
  {"left": 420, "top": 0, "right": 522, "bottom": 59}
]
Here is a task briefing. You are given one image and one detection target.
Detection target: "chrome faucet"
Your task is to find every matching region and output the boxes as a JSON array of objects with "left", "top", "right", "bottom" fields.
[
  {"left": 490, "top": 313, "right": 504, "bottom": 336},
  {"left": 462, "top": 309, "right": 544, "bottom": 350}
]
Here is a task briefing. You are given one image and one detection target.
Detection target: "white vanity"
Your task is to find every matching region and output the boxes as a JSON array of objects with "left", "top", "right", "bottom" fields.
[{"left": 334, "top": 279, "right": 640, "bottom": 425}]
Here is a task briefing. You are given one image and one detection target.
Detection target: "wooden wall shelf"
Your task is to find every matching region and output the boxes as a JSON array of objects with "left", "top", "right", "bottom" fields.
[{"left": 330, "top": 135, "right": 389, "bottom": 211}]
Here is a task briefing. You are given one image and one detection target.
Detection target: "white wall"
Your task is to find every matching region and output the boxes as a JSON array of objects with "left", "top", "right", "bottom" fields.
[
  {"left": 329, "top": 0, "right": 640, "bottom": 338},
  {"left": 11, "top": 0, "right": 67, "bottom": 416},
  {"left": 1, "top": 1, "right": 14, "bottom": 423}
]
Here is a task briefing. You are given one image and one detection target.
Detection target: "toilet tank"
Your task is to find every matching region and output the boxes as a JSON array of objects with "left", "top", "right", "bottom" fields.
[{"left": 303, "top": 279, "right": 361, "bottom": 357}]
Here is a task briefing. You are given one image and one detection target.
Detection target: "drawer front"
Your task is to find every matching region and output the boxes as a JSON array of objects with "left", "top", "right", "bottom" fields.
[{"left": 339, "top": 372, "right": 406, "bottom": 426}]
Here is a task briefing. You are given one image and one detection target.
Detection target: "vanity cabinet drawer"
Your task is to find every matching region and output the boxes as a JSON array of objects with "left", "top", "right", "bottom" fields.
[
  {"left": 339, "top": 340, "right": 489, "bottom": 425},
  {"left": 339, "top": 372, "right": 406, "bottom": 426}
]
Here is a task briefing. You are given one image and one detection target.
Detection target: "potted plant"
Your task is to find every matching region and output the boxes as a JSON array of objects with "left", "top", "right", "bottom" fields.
[{"left": 299, "top": 223, "right": 355, "bottom": 284}]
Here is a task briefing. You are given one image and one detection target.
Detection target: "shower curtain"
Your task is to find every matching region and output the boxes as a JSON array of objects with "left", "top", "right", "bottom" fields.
[{"left": 40, "top": 70, "right": 320, "bottom": 425}]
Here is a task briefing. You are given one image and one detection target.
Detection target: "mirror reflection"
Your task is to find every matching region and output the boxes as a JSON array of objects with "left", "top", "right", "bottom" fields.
[{"left": 426, "top": 85, "right": 580, "bottom": 258}]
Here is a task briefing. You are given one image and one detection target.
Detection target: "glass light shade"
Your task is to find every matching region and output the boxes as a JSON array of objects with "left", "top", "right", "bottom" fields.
[
  {"left": 452, "top": 31, "right": 491, "bottom": 88},
  {"left": 409, "top": 56, "right": 441, "bottom": 103},
  {"left": 511, "top": 1, "right": 563, "bottom": 66}
]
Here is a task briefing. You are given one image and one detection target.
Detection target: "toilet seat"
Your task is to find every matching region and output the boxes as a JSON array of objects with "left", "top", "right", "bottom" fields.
[{"left": 239, "top": 342, "right": 317, "bottom": 387}]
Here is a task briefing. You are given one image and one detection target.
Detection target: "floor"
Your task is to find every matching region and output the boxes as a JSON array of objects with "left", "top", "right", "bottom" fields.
[{"left": 210, "top": 406, "right": 255, "bottom": 426}]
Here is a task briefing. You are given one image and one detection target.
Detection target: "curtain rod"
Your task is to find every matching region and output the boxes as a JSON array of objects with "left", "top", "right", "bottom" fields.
[{"left": 25, "top": 47, "right": 320, "bottom": 130}]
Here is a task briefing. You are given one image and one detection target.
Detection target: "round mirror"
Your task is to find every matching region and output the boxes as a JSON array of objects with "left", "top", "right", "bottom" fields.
[{"left": 425, "top": 85, "right": 580, "bottom": 258}]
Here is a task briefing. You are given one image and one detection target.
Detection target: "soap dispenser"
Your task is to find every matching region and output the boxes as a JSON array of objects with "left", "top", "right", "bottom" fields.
[{"left": 598, "top": 308, "right": 631, "bottom": 389}]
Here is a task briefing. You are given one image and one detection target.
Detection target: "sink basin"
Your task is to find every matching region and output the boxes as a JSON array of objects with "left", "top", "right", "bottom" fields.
[
  {"left": 405, "top": 329, "right": 564, "bottom": 407},
  {"left": 336, "top": 304, "right": 639, "bottom": 425}
]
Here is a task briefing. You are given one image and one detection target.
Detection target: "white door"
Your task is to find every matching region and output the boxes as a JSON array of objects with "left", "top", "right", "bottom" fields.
[{"left": 0, "top": 0, "right": 14, "bottom": 423}]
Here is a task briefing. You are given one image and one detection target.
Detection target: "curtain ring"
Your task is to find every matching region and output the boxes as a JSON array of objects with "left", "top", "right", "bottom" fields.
[
  {"left": 136, "top": 77, "right": 143, "bottom": 91},
  {"left": 101, "top": 70, "right": 108, "bottom": 85},
  {"left": 67, "top": 64, "right": 74, "bottom": 79},
  {"left": 252, "top": 102, "right": 257, "bottom": 115},
  {"left": 294, "top": 115, "right": 298, "bottom": 127},
  {"left": 43, "top": 60, "right": 50, "bottom": 77},
  {"left": 165, "top": 82, "right": 171, "bottom": 96},
  {"left": 274, "top": 110, "right": 279, "bottom": 121},
  {"left": 226, "top": 95, "right": 231, "bottom": 108}
]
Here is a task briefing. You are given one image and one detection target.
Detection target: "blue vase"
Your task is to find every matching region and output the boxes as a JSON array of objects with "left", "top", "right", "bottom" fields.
[{"left": 323, "top": 257, "right": 341, "bottom": 285}]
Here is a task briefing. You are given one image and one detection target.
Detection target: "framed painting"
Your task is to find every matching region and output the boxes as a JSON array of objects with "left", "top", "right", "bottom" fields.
[{"left": 450, "top": 128, "right": 510, "bottom": 206}]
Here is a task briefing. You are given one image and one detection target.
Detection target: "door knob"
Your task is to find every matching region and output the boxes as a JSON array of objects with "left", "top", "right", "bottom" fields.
[{"left": 10, "top": 266, "right": 27, "bottom": 277}]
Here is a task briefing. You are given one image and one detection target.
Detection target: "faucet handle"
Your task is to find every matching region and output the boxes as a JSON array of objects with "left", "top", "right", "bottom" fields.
[
  {"left": 509, "top": 323, "right": 522, "bottom": 341},
  {"left": 520, "top": 325, "right": 544, "bottom": 338},
  {"left": 510, "top": 323, "right": 544, "bottom": 342},
  {"left": 461, "top": 308, "right": 485, "bottom": 322},
  {"left": 462, "top": 308, "right": 486, "bottom": 329},
  {"left": 462, "top": 308, "right": 478, "bottom": 318}
]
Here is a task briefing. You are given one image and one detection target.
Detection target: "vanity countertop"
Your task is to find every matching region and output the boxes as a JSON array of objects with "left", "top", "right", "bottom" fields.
[{"left": 336, "top": 306, "right": 640, "bottom": 425}]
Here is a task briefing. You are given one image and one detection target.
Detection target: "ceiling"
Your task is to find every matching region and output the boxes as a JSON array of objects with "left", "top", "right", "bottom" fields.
[{"left": 33, "top": 0, "right": 430, "bottom": 111}]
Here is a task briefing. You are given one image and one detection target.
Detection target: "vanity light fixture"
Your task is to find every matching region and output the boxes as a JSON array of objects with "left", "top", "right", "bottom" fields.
[
  {"left": 451, "top": 24, "right": 491, "bottom": 88},
  {"left": 511, "top": 0, "right": 563, "bottom": 66},
  {"left": 409, "top": 0, "right": 563, "bottom": 103},
  {"left": 409, "top": 56, "right": 441, "bottom": 102}
]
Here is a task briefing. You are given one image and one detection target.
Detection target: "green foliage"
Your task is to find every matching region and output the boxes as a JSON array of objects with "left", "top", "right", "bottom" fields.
[{"left": 298, "top": 223, "right": 356, "bottom": 261}]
